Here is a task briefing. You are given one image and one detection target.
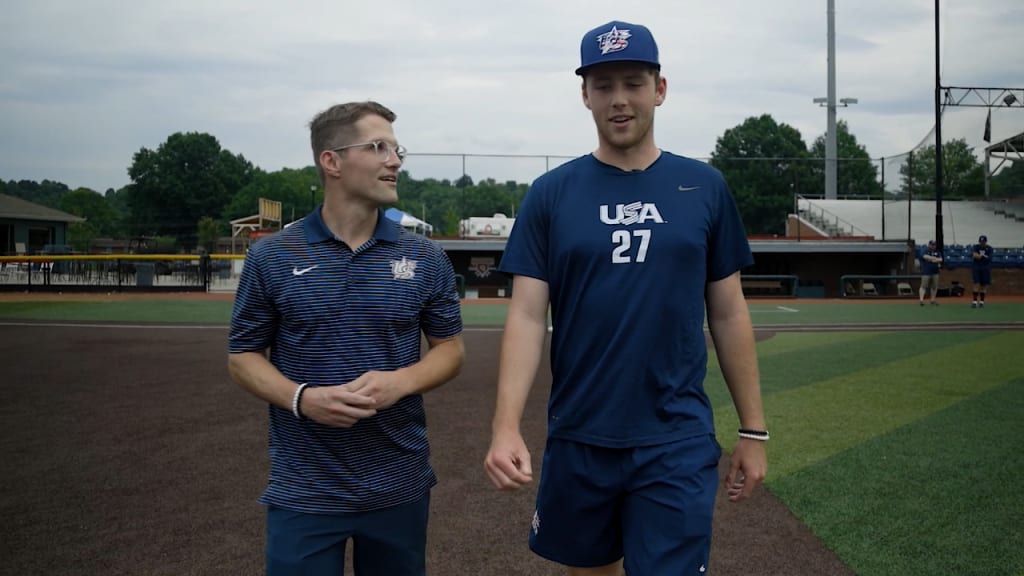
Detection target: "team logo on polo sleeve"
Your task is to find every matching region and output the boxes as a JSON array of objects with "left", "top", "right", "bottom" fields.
[
  {"left": 597, "top": 26, "right": 631, "bottom": 54},
  {"left": 390, "top": 257, "right": 418, "bottom": 280}
]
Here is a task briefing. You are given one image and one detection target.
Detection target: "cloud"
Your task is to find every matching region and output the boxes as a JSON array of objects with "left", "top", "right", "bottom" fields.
[{"left": 0, "top": 0, "right": 1021, "bottom": 191}]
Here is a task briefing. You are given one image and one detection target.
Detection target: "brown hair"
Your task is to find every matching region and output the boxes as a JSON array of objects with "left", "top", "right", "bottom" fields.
[
  {"left": 309, "top": 101, "right": 396, "bottom": 182},
  {"left": 581, "top": 66, "right": 660, "bottom": 89}
]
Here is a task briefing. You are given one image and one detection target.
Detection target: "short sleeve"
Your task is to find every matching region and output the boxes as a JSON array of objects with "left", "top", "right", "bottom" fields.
[
  {"left": 421, "top": 246, "right": 463, "bottom": 339},
  {"left": 706, "top": 177, "right": 754, "bottom": 282},
  {"left": 497, "top": 178, "right": 550, "bottom": 281},
  {"left": 228, "top": 246, "right": 278, "bottom": 353}
]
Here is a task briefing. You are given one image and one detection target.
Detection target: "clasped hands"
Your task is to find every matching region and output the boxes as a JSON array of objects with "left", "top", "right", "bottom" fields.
[{"left": 299, "top": 371, "right": 409, "bottom": 427}]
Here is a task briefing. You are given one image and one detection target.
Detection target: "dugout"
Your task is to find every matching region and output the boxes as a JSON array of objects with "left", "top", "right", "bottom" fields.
[{"left": 437, "top": 238, "right": 915, "bottom": 300}]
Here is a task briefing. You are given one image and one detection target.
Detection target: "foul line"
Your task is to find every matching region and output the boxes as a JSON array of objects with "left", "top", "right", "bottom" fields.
[{"left": 776, "top": 306, "right": 800, "bottom": 313}]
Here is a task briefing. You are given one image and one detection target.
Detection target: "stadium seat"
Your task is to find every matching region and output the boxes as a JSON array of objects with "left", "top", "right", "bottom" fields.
[
  {"left": 862, "top": 282, "right": 878, "bottom": 296},
  {"left": 897, "top": 282, "right": 913, "bottom": 296}
]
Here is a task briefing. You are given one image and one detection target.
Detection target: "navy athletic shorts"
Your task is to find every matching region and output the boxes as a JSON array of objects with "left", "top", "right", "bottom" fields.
[
  {"left": 266, "top": 492, "right": 429, "bottom": 575},
  {"left": 529, "top": 434, "right": 721, "bottom": 575}
]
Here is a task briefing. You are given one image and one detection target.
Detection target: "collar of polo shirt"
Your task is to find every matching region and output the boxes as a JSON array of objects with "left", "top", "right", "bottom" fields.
[{"left": 303, "top": 207, "right": 400, "bottom": 245}]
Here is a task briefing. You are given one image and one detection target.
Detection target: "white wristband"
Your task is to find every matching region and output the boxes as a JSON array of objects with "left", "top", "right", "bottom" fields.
[
  {"left": 738, "top": 431, "right": 769, "bottom": 441},
  {"left": 292, "top": 383, "right": 309, "bottom": 420}
]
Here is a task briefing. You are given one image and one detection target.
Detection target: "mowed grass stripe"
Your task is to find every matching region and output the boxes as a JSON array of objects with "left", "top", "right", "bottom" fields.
[
  {"left": 705, "top": 330, "right": 996, "bottom": 408},
  {"left": 769, "top": 378, "right": 1024, "bottom": 576},
  {"left": 713, "top": 332, "right": 1024, "bottom": 478},
  {"left": 745, "top": 302, "right": 1024, "bottom": 325},
  {"left": 707, "top": 332, "right": 878, "bottom": 372}
]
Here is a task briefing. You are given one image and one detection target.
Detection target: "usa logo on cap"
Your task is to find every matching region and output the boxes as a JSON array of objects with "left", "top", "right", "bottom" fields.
[{"left": 596, "top": 25, "right": 631, "bottom": 55}]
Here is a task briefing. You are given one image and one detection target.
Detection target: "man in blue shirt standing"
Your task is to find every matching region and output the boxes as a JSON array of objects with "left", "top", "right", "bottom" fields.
[
  {"left": 971, "top": 234, "right": 993, "bottom": 308},
  {"left": 228, "top": 101, "right": 464, "bottom": 575},
  {"left": 484, "top": 20, "right": 767, "bottom": 576},
  {"left": 918, "top": 240, "right": 942, "bottom": 306}
]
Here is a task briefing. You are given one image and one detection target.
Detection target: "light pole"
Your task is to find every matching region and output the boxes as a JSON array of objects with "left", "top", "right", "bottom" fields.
[
  {"left": 813, "top": 96, "right": 858, "bottom": 199},
  {"left": 816, "top": 0, "right": 859, "bottom": 200}
]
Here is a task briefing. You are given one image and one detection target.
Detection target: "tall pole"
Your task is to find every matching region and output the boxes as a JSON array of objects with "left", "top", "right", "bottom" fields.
[
  {"left": 825, "top": 0, "right": 838, "bottom": 200},
  {"left": 880, "top": 158, "right": 886, "bottom": 240},
  {"left": 934, "top": 0, "right": 945, "bottom": 251}
]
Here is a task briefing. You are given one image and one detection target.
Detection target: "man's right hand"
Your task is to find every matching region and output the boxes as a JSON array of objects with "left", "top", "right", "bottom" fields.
[
  {"left": 484, "top": 431, "right": 533, "bottom": 490},
  {"left": 300, "top": 385, "right": 377, "bottom": 427}
]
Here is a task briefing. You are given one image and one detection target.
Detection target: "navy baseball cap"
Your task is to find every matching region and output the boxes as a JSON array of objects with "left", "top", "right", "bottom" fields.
[
  {"left": 575, "top": 20, "right": 660, "bottom": 76},
  {"left": 979, "top": 234, "right": 988, "bottom": 242}
]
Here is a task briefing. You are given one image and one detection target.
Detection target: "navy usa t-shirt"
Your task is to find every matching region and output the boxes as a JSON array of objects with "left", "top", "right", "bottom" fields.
[{"left": 499, "top": 152, "right": 753, "bottom": 448}]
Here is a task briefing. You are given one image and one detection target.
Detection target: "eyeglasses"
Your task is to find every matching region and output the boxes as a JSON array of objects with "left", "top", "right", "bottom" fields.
[{"left": 331, "top": 140, "right": 407, "bottom": 163}]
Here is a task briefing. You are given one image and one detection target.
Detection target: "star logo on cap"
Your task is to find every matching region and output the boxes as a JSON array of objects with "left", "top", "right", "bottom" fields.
[{"left": 596, "top": 26, "right": 631, "bottom": 55}]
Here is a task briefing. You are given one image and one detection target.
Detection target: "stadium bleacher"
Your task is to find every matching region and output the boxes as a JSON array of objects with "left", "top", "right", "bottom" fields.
[{"left": 797, "top": 198, "right": 1024, "bottom": 249}]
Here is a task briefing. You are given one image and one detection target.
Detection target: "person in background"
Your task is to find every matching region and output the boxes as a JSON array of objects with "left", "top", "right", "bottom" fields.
[
  {"left": 971, "top": 234, "right": 993, "bottom": 308},
  {"left": 918, "top": 240, "right": 942, "bottom": 306}
]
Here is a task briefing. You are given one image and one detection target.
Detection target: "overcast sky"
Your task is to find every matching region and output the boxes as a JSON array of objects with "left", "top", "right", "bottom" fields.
[{"left": 2, "top": 0, "right": 1022, "bottom": 193}]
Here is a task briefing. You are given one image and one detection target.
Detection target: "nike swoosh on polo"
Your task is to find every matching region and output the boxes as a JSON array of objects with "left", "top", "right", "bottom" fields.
[
  {"left": 292, "top": 265, "right": 319, "bottom": 276},
  {"left": 678, "top": 185, "right": 701, "bottom": 192}
]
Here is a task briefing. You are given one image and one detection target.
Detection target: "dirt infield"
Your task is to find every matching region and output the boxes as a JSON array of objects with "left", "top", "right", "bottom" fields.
[
  {"left": 2, "top": 291, "right": 1024, "bottom": 304},
  {"left": 0, "top": 323, "right": 858, "bottom": 576}
]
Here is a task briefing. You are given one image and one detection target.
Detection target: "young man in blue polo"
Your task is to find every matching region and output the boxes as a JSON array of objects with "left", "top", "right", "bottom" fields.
[
  {"left": 971, "top": 234, "right": 993, "bottom": 307},
  {"left": 228, "top": 101, "right": 464, "bottom": 575},
  {"left": 484, "top": 20, "right": 768, "bottom": 576}
]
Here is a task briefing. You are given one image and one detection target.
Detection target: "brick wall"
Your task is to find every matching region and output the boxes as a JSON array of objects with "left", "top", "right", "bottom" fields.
[{"left": 939, "top": 267, "right": 1024, "bottom": 295}]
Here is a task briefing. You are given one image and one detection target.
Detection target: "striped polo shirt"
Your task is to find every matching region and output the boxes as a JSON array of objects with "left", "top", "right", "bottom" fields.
[{"left": 228, "top": 206, "right": 463, "bottom": 514}]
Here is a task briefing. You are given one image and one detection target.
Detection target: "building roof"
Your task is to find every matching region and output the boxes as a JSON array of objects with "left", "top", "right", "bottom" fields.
[{"left": 0, "top": 193, "right": 85, "bottom": 223}]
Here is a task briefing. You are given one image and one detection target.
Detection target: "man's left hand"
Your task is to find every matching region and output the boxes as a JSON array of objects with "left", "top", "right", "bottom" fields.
[
  {"left": 724, "top": 439, "right": 768, "bottom": 502},
  {"left": 344, "top": 370, "right": 411, "bottom": 410}
]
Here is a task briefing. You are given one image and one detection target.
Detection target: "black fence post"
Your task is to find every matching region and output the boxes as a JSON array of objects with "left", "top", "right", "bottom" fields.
[{"left": 200, "top": 253, "right": 211, "bottom": 292}]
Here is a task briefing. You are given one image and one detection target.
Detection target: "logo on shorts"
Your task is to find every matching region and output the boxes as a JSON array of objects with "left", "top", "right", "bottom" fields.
[
  {"left": 390, "top": 257, "right": 418, "bottom": 280},
  {"left": 531, "top": 510, "right": 540, "bottom": 534}
]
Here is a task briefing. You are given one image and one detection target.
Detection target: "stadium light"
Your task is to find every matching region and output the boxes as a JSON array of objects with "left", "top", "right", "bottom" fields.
[
  {"left": 839, "top": 97, "right": 859, "bottom": 106},
  {"left": 1004, "top": 93, "right": 1018, "bottom": 106}
]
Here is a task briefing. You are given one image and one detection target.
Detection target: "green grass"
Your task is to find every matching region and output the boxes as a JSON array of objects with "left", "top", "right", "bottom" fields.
[
  {"left": 708, "top": 330, "right": 1024, "bottom": 575},
  {"left": 1, "top": 299, "right": 1021, "bottom": 327},
  {"left": 771, "top": 378, "right": 1024, "bottom": 576},
  {"left": 746, "top": 301, "right": 1024, "bottom": 325},
  {"left": 2, "top": 296, "right": 1023, "bottom": 573}
]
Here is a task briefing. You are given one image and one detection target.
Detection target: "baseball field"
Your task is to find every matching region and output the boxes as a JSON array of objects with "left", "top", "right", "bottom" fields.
[{"left": 1, "top": 293, "right": 1022, "bottom": 575}]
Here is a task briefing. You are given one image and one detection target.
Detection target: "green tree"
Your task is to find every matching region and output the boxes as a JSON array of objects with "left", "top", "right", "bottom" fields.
[
  {"left": 442, "top": 207, "right": 461, "bottom": 236},
  {"left": 197, "top": 216, "right": 223, "bottom": 252},
  {"left": 809, "top": 120, "right": 881, "bottom": 197},
  {"left": 60, "top": 187, "right": 120, "bottom": 237},
  {"left": 67, "top": 222, "right": 100, "bottom": 253},
  {"left": 224, "top": 166, "right": 320, "bottom": 224},
  {"left": 991, "top": 161, "right": 1024, "bottom": 198},
  {"left": 710, "top": 114, "right": 813, "bottom": 235},
  {"left": 126, "top": 132, "right": 255, "bottom": 245},
  {"left": 898, "top": 139, "right": 984, "bottom": 199},
  {"left": 3, "top": 179, "right": 71, "bottom": 209}
]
